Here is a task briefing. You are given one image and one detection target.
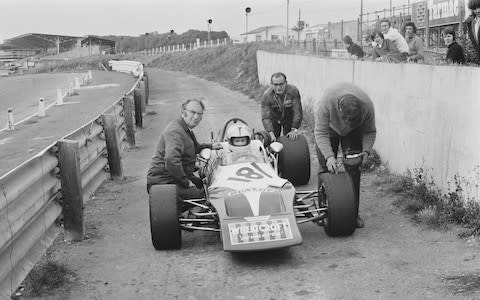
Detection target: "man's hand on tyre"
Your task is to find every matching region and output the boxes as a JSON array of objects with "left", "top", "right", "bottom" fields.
[
  {"left": 361, "top": 151, "right": 369, "bottom": 167},
  {"left": 269, "top": 131, "right": 276, "bottom": 142},
  {"left": 188, "top": 176, "right": 203, "bottom": 189},
  {"left": 286, "top": 129, "right": 298, "bottom": 140},
  {"left": 326, "top": 156, "right": 338, "bottom": 173}
]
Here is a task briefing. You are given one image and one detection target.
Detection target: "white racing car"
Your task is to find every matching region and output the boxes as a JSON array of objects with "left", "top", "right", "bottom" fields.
[{"left": 149, "top": 118, "right": 358, "bottom": 251}]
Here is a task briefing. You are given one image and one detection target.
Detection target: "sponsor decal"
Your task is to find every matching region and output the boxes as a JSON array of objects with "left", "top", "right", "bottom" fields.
[
  {"left": 228, "top": 218, "right": 293, "bottom": 245},
  {"left": 227, "top": 187, "right": 275, "bottom": 196}
]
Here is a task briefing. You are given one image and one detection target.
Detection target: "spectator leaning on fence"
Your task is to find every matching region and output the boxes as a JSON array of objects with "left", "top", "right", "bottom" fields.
[
  {"left": 463, "top": 0, "right": 480, "bottom": 64},
  {"left": 370, "top": 31, "right": 402, "bottom": 62},
  {"left": 380, "top": 18, "right": 409, "bottom": 61},
  {"left": 403, "top": 21, "right": 425, "bottom": 62},
  {"left": 343, "top": 35, "right": 364, "bottom": 59},
  {"left": 443, "top": 26, "right": 466, "bottom": 65}
]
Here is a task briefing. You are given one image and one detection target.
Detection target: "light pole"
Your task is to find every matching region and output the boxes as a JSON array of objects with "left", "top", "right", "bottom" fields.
[
  {"left": 245, "top": 7, "right": 251, "bottom": 43},
  {"left": 207, "top": 19, "right": 212, "bottom": 43}
]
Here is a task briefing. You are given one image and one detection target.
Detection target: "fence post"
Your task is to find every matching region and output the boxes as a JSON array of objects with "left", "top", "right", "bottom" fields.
[
  {"left": 56, "top": 88, "right": 63, "bottom": 105},
  {"left": 102, "top": 114, "right": 124, "bottom": 180},
  {"left": 123, "top": 95, "right": 135, "bottom": 147},
  {"left": 312, "top": 38, "right": 317, "bottom": 54},
  {"left": 7, "top": 107, "right": 14, "bottom": 131},
  {"left": 58, "top": 139, "right": 84, "bottom": 241},
  {"left": 133, "top": 88, "right": 143, "bottom": 128},
  {"left": 38, "top": 97, "right": 46, "bottom": 117}
]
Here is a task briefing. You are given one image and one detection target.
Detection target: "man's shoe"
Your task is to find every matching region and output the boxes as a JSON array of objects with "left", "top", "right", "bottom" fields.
[{"left": 356, "top": 216, "right": 365, "bottom": 228}]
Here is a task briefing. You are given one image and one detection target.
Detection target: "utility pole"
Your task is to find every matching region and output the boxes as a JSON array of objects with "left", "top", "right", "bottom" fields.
[
  {"left": 298, "top": 9, "right": 301, "bottom": 41},
  {"left": 286, "top": 0, "right": 290, "bottom": 46},
  {"left": 360, "top": 0, "right": 363, "bottom": 45}
]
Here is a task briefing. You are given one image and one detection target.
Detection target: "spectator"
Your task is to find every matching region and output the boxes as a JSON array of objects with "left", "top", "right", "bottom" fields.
[
  {"left": 370, "top": 31, "right": 402, "bottom": 62},
  {"left": 261, "top": 72, "right": 302, "bottom": 141},
  {"left": 443, "top": 26, "right": 466, "bottom": 64},
  {"left": 314, "top": 82, "right": 376, "bottom": 228},
  {"left": 343, "top": 35, "right": 364, "bottom": 59},
  {"left": 463, "top": 0, "right": 480, "bottom": 64},
  {"left": 146, "top": 99, "right": 222, "bottom": 196},
  {"left": 403, "top": 21, "right": 425, "bottom": 62},
  {"left": 380, "top": 18, "right": 409, "bottom": 60}
]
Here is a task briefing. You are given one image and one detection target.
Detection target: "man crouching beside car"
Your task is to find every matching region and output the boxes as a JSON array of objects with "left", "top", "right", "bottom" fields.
[
  {"left": 314, "top": 82, "right": 376, "bottom": 228},
  {"left": 146, "top": 98, "right": 221, "bottom": 199}
]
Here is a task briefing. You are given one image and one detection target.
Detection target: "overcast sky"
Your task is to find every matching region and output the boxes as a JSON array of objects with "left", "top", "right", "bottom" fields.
[{"left": 0, "top": 0, "right": 412, "bottom": 43}]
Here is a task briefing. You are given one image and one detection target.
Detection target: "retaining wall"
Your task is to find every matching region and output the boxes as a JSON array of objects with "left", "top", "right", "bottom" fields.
[{"left": 257, "top": 50, "right": 480, "bottom": 199}]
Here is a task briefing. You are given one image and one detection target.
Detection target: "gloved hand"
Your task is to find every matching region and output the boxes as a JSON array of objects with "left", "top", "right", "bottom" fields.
[
  {"left": 188, "top": 175, "right": 204, "bottom": 189},
  {"left": 326, "top": 156, "right": 338, "bottom": 174},
  {"left": 286, "top": 129, "right": 298, "bottom": 140}
]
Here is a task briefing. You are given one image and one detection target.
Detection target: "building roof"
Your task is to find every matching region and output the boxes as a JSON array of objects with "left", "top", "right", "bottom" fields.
[
  {"left": 240, "top": 25, "right": 285, "bottom": 35},
  {"left": 4, "top": 33, "right": 82, "bottom": 49},
  {"left": 81, "top": 35, "right": 116, "bottom": 46}
]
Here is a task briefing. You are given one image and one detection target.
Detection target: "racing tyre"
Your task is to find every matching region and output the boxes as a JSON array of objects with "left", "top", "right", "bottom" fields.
[
  {"left": 149, "top": 184, "right": 181, "bottom": 250},
  {"left": 320, "top": 173, "right": 357, "bottom": 237},
  {"left": 278, "top": 135, "right": 310, "bottom": 185}
]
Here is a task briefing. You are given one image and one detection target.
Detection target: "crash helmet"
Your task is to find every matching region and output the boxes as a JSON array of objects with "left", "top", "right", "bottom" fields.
[{"left": 226, "top": 123, "right": 251, "bottom": 147}]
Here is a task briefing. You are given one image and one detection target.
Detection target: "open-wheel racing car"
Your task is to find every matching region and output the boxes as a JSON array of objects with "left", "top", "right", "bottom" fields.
[{"left": 149, "top": 118, "right": 359, "bottom": 251}]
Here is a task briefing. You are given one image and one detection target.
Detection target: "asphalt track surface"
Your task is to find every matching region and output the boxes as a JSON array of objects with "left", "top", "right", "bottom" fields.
[
  {"left": 0, "top": 73, "right": 80, "bottom": 130},
  {"left": 0, "top": 71, "right": 135, "bottom": 176},
  {"left": 25, "top": 69, "right": 480, "bottom": 300}
]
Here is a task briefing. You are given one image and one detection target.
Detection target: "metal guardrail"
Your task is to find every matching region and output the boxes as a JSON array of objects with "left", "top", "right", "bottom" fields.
[{"left": 0, "top": 65, "right": 148, "bottom": 298}]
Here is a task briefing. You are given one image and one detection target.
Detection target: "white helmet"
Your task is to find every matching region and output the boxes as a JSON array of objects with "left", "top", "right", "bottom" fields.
[{"left": 226, "top": 123, "right": 251, "bottom": 147}]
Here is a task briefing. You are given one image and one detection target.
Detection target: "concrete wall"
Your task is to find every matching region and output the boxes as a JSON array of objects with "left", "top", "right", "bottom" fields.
[{"left": 257, "top": 50, "right": 480, "bottom": 199}]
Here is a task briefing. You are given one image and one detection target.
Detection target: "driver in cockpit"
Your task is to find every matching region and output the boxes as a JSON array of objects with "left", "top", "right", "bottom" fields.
[{"left": 217, "top": 123, "right": 266, "bottom": 165}]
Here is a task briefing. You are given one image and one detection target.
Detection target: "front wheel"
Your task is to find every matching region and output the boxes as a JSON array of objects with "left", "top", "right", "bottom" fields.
[
  {"left": 278, "top": 135, "right": 311, "bottom": 185},
  {"left": 149, "top": 184, "right": 181, "bottom": 250},
  {"left": 320, "top": 173, "right": 356, "bottom": 237}
]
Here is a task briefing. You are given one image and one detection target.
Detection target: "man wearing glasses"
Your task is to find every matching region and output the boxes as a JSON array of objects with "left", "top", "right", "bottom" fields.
[
  {"left": 261, "top": 72, "right": 303, "bottom": 142},
  {"left": 147, "top": 99, "right": 221, "bottom": 198}
]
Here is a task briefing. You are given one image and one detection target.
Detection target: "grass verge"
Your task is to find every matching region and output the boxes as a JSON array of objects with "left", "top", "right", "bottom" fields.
[
  {"left": 374, "top": 167, "right": 480, "bottom": 237},
  {"left": 19, "top": 250, "right": 76, "bottom": 298}
]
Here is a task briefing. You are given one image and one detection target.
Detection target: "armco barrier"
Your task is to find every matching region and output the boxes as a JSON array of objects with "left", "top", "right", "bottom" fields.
[{"left": 0, "top": 67, "right": 144, "bottom": 298}]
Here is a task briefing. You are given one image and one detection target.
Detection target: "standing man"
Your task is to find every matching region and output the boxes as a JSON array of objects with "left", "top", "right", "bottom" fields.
[
  {"left": 380, "top": 18, "right": 409, "bottom": 60},
  {"left": 314, "top": 82, "right": 376, "bottom": 228},
  {"left": 261, "top": 72, "right": 303, "bottom": 141},
  {"left": 147, "top": 98, "right": 221, "bottom": 198},
  {"left": 464, "top": 0, "right": 480, "bottom": 64}
]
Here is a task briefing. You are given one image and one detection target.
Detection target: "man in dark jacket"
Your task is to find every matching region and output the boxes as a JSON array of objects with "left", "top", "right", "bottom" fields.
[
  {"left": 147, "top": 99, "right": 220, "bottom": 198},
  {"left": 261, "top": 72, "right": 302, "bottom": 141},
  {"left": 464, "top": 0, "right": 480, "bottom": 64},
  {"left": 343, "top": 35, "right": 364, "bottom": 58},
  {"left": 314, "top": 82, "right": 376, "bottom": 228}
]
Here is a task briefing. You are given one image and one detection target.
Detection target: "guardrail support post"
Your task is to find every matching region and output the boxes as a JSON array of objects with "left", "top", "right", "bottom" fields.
[
  {"left": 142, "top": 72, "right": 149, "bottom": 104},
  {"left": 102, "top": 113, "right": 124, "bottom": 180},
  {"left": 123, "top": 95, "right": 136, "bottom": 147},
  {"left": 133, "top": 88, "right": 143, "bottom": 127},
  {"left": 58, "top": 139, "right": 84, "bottom": 241}
]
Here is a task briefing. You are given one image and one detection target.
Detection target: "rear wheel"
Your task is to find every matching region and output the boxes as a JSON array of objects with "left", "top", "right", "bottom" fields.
[
  {"left": 278, "top": 135, "right": 311, "bottom": 185},
  {"left": 320, "top": 173, "right": 356, "bottom": 237},
  {"left": 149, "top": 184, "right": 181, "bottom": 250}
]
